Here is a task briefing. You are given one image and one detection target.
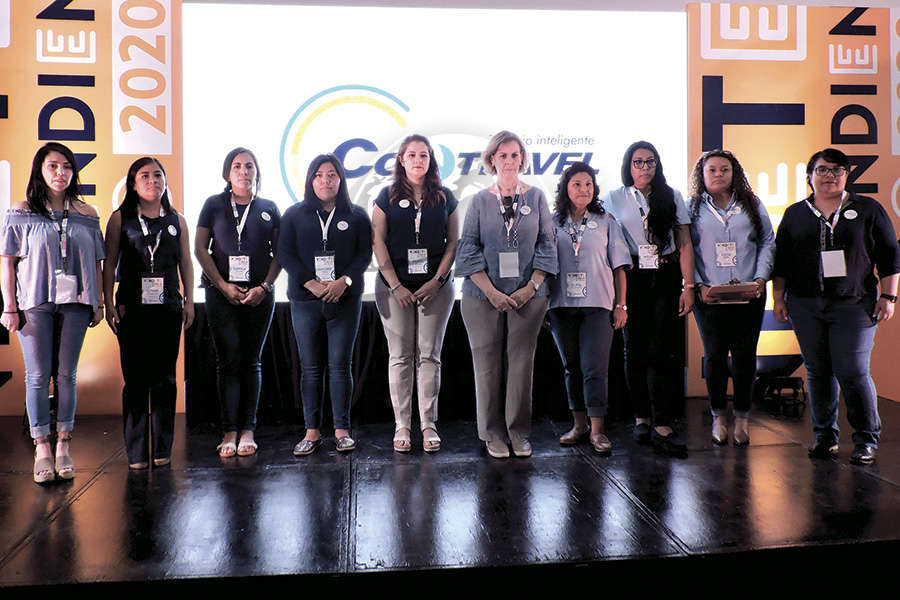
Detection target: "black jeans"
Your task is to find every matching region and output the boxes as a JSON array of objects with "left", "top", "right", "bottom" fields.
[
  {"left": 205, "top": 287, "right": 275, "bottom": 432},
  {"left": 622, "top": 258, "right": 683, "bottom": 426},
  {"left": 117, "top": 303, "right": 183, "bottom": 464},
  {"left": 548, "top": 307, "right": 614, "bottom": 418},
  {"left": 692, "top": 296, "right": 765, "bottom": 417}
]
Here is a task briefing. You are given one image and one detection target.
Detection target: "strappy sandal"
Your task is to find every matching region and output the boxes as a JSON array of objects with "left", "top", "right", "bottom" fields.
[
  {"left": 217, "top": 440, "right": 237, "bottom": 458},
  {"left": 55, "top": 433, "right": 75, "bottom": 480},
  {"left": 33, "top": 438, "right": 54, "bottom": 484},
  {"left": 237, "top": 440, "right": 258, "bottom": 456},
  {"left": 422, "top": 427, "right": 441, "bottom": 453},
  {"left": 393, "top": 428, "right": 411, "bottom": 453}
]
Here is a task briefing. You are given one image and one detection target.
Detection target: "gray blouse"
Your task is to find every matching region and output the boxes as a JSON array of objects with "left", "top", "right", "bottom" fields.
[
  {"left": 1, "top": 208, "right": 105, "bottom": 310},
  {"left": 456, "top": 185, "right": 558, "bottom": 301}
]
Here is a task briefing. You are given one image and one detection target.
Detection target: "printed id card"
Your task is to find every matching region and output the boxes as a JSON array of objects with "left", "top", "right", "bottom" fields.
[
  {"left": 407, "top": 248, "right": 428, "bottom": 275},
  {"left": 141, "top": 274, "right": 165, "bottom": 305},
  {"left": 566, "top": 272, "right": 588, "bottom": 298},
  {"left": 229, "top": 255, "right": 250, "bottom": 282},
  {"left": 821, "top": 249, "right": 847, "bottom": 278},
  {"left": 715, "top": 242, "right": 738, "bottom": 268},
  {"left": 638, "top": 244, "right": 659, "bottom": 269},
  {"left": 54, "top": 271, "right": 78, "bottom": 304},
  {"left": 315, "top": 252, "right": 336, "bottom": 282},
  {"left": 499, "top": 251, "right": 519, "bottom": 279}
]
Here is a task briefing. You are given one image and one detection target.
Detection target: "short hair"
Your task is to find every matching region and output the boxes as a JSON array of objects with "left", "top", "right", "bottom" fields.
[
  {"left": 119, "top": 157, "right": 173, "bottom": 219},
  {"left": 554, "top": 161, "right": 604, "bottom": 226},
  {"left": 26, "top": 142, "right": 83, "bottom": 219},
  {"left": 806, "top": 148, "right": 850, "bottom": 192},
  {"left": 303, "top": 154, "right": 351, "bottom": 211},
  {"left": 481, "top": 130, "right": 528, "bottom": 176},
  {"left": 222, "top": 147, "right": 261, "bottom": 194}
]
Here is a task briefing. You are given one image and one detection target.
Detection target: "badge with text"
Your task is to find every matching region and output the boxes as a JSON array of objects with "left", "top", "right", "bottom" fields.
[
  {"left": 407, "top": 248, "right": 428, "bottom": 275},
  {"left": 821, "top": 249, "right": 846, "bottom": 278},
  {"left": 315, "top": 252, "right": 336, "bottom": 282},
  {"left": 566, "top": 272, "right": 588, "bottom": 298},
  {"left": 715, "top": 242, "right": 738, "bottom": 267},
  {"left": 141, "top": 275, "right": 165, "bottom": 305},
  {"left": 229, "top": 255, "right": 250, "bottom": 282},
  {"left": 499, "top": 251, "right": 520, "bottom": 278},
  {"left": 638, "top": 244, "right": 659, "bottom": 269},
  {"left": 54, "top": 271, "right": 78, "bottom": 304}
]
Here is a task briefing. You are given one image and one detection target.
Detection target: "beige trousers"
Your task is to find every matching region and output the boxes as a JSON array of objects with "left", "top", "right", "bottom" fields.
[{"left": 460, "top": 293, "right": 547, "bottom": 442}]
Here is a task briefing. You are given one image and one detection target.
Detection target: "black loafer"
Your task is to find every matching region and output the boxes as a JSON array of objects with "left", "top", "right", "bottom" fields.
[
  {"left": 651, "top": 429, "right": 688, "bottom": 457},
  {"left": 850, "top": 444, "right": 876, "bottom": 465},
  {"left": 807, "top": 439, "right": 839, "bottom": 459},
  {"left": 633, "top": 423, "right": 651, "bottom": 444}
]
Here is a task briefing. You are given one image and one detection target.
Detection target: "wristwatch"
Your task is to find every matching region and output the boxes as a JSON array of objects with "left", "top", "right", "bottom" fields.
[
  {"left": 260, "top": 281, "right": 274, "bottom": 294},
  {"left": 529, "top": 279, "right": 540, "bottom": 291},
  {"left": 343, "top": 275, "right": 353, "bottom": 286},
  {"left": 881, "top": 293, "right": 898, "bottom": 303},
  {"left": 434, "top": 272, "right": 448, "bottom": 285},
  {"left": 615, "top": 304, "right": 628, "bottom": 311}
]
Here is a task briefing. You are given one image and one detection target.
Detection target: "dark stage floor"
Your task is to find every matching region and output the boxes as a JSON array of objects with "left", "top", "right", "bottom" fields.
[{"left": 2, "top": 396, "right": 900, "bottom": 593}]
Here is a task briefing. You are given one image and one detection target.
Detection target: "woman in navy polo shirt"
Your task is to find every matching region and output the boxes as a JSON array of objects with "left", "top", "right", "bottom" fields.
[
  {"left": 548, "top": 162, "right": 630, "bottom": 454},
  {"left": 372, "top": 135, "right": 458, "bottom": 453},
  {"left": 688, "top": 150, "right": 774, "bottom": 447},
  {"left": 277, "top": 154, "right": 372, "bottom": 455},
  {"left": 195, "top": 147, "right": 281, "bottom": 458},
  {"left": 773, "top": 148, "right": 899, "bottom": 465}
]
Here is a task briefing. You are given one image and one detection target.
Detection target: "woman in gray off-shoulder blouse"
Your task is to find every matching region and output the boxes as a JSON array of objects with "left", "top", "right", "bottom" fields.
[
  {"left": 456, "top": 130, "right": 557, "bottom": 459},
  {"left": 0, "top": 143, "right": 105, "bottom": 484}
]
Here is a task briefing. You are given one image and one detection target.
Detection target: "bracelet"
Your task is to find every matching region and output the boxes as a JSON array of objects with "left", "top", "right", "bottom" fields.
[
  {"left": 2, "top": 310, "right": 18, "bottom": 314},
  {"left": 390, "top": 282, "right": 402, "bottom": 293},
  {"left": 683, "top": 283, "right": 696, "bottom": 289},
  {"left": 529, "top": 279, "right": 540, "bottom": 292},
  {"left": 615, "top": 304, "right": 627, "bottom": 312},
  {"left": 260, "top": 281, "right": 274, "bottom": 294},
  {"left": 881, "top": 293, "right": 898, "bottom": 304}
]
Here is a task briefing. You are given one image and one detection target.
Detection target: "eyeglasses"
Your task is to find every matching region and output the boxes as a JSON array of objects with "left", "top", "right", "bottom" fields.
[
  {"left": 632, "top": 158, "right": 657, "bottom": 170},
  {"left": 813, "top": 166, "right": 848, "bottom": 178}
]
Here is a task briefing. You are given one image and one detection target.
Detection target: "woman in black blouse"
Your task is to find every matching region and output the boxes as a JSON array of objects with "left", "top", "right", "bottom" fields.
[
  {"left": 195, "top": 147, "right": 281, "bottom": 458},
  {"left": 104, "top": 157, "right": 194, "bottom": 469},
  {"left": 773, "top": 148, "right": 899, "bottom": 465}
]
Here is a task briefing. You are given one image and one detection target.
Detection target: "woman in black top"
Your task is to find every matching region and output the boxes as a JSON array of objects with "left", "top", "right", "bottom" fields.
[
  {"left": 277, "top": 154, "right": 372, "bottom": 455},
  {"left": 372, "top": 134, "right": 459, "bottom": 453},
  {"left": 773, "top": 148, "right": 899, "bottom": 465},
  {"left": 104, "top": 157, "right": 194, "bottom": 469},
  {"left": 195, "top": 147, "right": 281, "bottom": 458}
]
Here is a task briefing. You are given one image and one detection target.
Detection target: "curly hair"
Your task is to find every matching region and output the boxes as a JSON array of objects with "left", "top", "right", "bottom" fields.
[
  {"left": 619, "top": 141, "right": 676, "bottom": 250},
  {"left": 688, "top": 149, "right": 762, "bottom": 238},
  {"left": 554, "top": 161, "right": 604, "bottom": 226},
  {"left": 389, "top": 134, "right": 446, "bottom": 208}
]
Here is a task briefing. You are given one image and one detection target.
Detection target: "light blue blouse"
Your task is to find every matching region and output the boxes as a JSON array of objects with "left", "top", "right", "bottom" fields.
[
  {"left": 456, "top": 185, "right": 558, "bottom": 301},
  {"left": 602, "top": 185, "right": 690, "bottom": 256},
  {"left": 688, "top": 194, "right": 775, "bottom": 286},
  {"left": 1, "top": 209, "right": 105, "bottom": 310},
  {"left": 549, "top": 211, "right": 631, "bottom": 310}
]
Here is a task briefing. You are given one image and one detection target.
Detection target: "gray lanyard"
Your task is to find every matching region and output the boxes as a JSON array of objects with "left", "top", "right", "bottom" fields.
[{"left": 52, "top": 199, "right": 71, "bottom": 270}]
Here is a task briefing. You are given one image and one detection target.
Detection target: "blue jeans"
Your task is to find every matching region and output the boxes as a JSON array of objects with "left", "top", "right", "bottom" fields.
[
  {"left": 206, "top": 287, "right": 275, "bottom": 432},
  {"left": 17, "top": 302, "right": 92, "bottom": 438},
  {"left": 548, "top": 307, "right": 614, "bottom": 418},
  {"left": 787, "top": 294, "right": 880, "bottom": 447},
  {"left": 289, "top": 295, "right": 362, "bottom": 431}
]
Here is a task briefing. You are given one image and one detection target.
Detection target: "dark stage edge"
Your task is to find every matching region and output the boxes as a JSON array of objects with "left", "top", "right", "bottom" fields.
[{"left": 2, "top": 397, "right": 900, "bottom": 594}]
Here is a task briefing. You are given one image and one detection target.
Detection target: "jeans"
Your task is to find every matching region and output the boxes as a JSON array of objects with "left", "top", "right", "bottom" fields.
[
  {"left": 373, "top": 276, "right": 454, "bottom": 432},
  {"left": 117, "top": 303, "right": 183, "bottom": 463},
  {"left": 205, "top": 287, "right": 275, "bottom": 432},
  {"left": 17, "top": 302, "right": 92, "bottom": 438},
  {"left": 289, "top": 295, "right": 362, "bottom": 431},
  {"left": 622, "top": 258, "right": 683, "bottom": 426},
  {"left": 548, "top": 307, "right": 614, "bottom": 418},
  {"left": 787, "top": 294, "right": 880, "bottom": 447},
  {"left": 692, "top": 296, "right": 765, "bottom": 418}
]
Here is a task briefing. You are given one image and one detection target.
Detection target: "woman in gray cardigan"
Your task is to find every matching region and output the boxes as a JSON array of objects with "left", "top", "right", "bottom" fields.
[{"left": 456, "top": 131, "right": 557, "bottom": 459}]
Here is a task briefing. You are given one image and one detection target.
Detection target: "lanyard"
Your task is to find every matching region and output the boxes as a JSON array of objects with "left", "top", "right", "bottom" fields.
[
  {"left": 805, "top": 196, "right": 845, "bottom": 251},
  {"left": 317, "top": 207, "right": 336, "bottom": 251},
  {"left": 496, "top": 192, "right": 521, "bottom": 248},
  {"left": 138, "top": 207, "right": 165, "bottom": 273},
  {"left": 703, "top": 194, "right": 741, "bottom": 227},
  {"left": 567, "top": 216, "right": 588, "bottom": 258},
  {"left": 52, "top": 199, "right": 71, "bottom": 269},
  {"left": 230, "top": 196, "right": 253, "bottom": 252},
  {"left": 412, "top": 201, "right": 422, "bottom": 246},
  {"left": 631, "top": 187, "right": 649, "bottom": 234}
]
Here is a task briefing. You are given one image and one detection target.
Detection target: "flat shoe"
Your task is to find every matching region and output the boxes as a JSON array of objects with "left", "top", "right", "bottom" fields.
[
  {"left": 422, "top": 428, "right": 441, "bottom": 453},
  {"left": 129, "top": 461, "right": 149, "bottom": 470},
  {"left": 336, "top": 436, "right": 356, "bottom": 452},
  {"left": 712, "top": 416, "right": 728, "bottom": 446},
  {"left": 293, "top": 438, "right": 321, "bottom": 456},
  {"left": 652, "top": 429, "right": 688, "bottom": 457},
  {"left": 153, "top": 457, "right": 170, "bottom": 467},
  {"left": 511, "top": 438, "right": 532, "bottom": 458},
  {"left": 633, "top": 422, "right": 651, "bottom": 444},
  {"left": 393, "top": 429, "right": 412, "bottom": 453},
  {"left": 237, "top": 441, "right": 258, "bottom": 456},
  {"left": 55, "top": 454, "right": 75, "bottom": 480},
  {"left": 590, "top": 433, "right": 612, "bottom": 455},
  {"left": 559, "top": 425, "right": 590, "bottom": 446},
  {"left": 485, "top": 440, "right": 509, "bottom": 459},
  {"left": 217, "top": 441, "right": 237, "bottom": 458},
  {"left": 34, "top": 456, "right": 55, "bottom": 484}
]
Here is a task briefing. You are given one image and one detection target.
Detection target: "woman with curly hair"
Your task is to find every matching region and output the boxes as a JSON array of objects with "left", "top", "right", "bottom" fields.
[
  {"left": 548, "top": 162, "right": 630, "bottom": 454},
  {"left": 688, "top": 150, "right": 774, "bottom": 446}
]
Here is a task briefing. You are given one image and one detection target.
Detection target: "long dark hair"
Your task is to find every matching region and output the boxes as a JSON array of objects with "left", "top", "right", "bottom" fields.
[
  {"left": 304, "top": 154, "right": 351, "bottom": 211},
  {"left": 620, "top": 141, "right": 676, "bottom": 250},
  {"left": 390, "top": 134, "right": 445, "bottom": 207},
  {"left": 554, "top": 161, "right": 604, "bottom": 226},
  {"left": 222, "top": 146, "right": 261, "bottom": 195},
  {"left": 119, "top": 157, "right": 173, "bottom": 219},
  {"left": 689, "top": 149, "right": 763, "bottom": 238},
  {"left": 25, "top": 142, "right": 83, "bottom": 219}
]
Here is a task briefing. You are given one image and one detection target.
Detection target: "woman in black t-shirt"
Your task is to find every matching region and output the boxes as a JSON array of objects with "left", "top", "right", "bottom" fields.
[
  {"left": 103, "top": 157, "right": 194, "bottom": 469},
  {"left": 195, "top": 147, "right": 281, "bottom": 458},
  {"left": 372, "top": 134, "right": 459, "bottom": 453}
]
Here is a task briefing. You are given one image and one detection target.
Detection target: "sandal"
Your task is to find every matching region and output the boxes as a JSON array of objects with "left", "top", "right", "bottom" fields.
[
  {"left": 237, "top": 441, "right": 258, "bottom": 456},
  {"left": 217, "top": 441, "right": 237, "bottom": 458},
  {"left": 393, "top": 428, "right": 411, "bottom": 453},
  {"left": 293, "top": 438, "right": 321, "bottom": 456},
  {"left": 55, "top": 433, "right": 75, "bottom": 480},
  {"left": 335, "top": 436, "right": 356, "bottom": 452},
  {"left": 33, "top": 438, "right": 55, "bottom": 484},
  {"left": 422, "top": 427, "right": 441, "bottom": 453}
]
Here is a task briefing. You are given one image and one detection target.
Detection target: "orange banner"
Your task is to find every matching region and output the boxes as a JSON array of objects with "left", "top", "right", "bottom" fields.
[{"left": 0, "top": 0, "right": 183, "bottom": 415}]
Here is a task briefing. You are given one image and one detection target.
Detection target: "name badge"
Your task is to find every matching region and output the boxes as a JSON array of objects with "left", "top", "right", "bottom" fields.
[
  {"left": 499, "top": 251, "right": 519, "bottom": 279},
  {"left": 141, "top": 274, "right": 165, "bottom": 305},
  {"left": 715, "top": 242, "right": 738, "bottom": 268},
  {"left": 638, "top": 244, "right": 659, "bottom": 269},
  {"left": 54, "top": 271, "right": 78, "bottom": 304},
  {"left": 822, "top": 249, "right": 847, "bottom": 278},
  {"left": 229, "top": 255, "right": 250, "bottom": 282},
  {"left": 566, "top": 272, "right": 588, "bottom": 298},
  {"left": 315, "top": 252, "right": 336, "bottom": 282},
  {"left": 407, "top": 248, "right": 428, "bottom": 275}
]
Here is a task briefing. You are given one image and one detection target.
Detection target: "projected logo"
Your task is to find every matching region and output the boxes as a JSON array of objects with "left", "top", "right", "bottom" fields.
[{"left": 700, "top": 3, "right": 806, "bottom": 61}]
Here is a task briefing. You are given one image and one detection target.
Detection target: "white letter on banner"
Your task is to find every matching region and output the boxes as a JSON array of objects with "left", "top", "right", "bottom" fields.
[{"left": 112, "top": 0, "right": 172, "bottom": 155}]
